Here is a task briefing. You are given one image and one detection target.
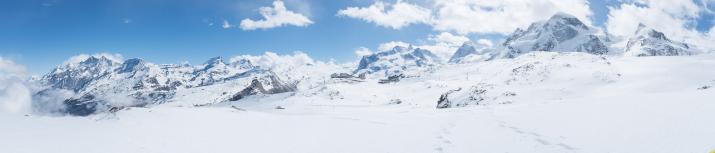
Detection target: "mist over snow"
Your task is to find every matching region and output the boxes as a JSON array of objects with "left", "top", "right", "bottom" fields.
[{"left": 0, "top": 57, "right": 32, "bottom": 114}]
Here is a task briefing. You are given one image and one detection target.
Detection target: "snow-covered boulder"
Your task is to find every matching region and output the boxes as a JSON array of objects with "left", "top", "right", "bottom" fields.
[
  {"left": 502, "top": 12, "right": 608, "bottom": 58},
  {"left": 624, "top": 24, "right": 694, "bottom": 57}
]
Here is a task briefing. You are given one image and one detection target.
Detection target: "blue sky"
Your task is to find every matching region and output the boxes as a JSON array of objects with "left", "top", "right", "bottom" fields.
[{"left": 1, "top": 0, "right": 714, "bottom": 74}]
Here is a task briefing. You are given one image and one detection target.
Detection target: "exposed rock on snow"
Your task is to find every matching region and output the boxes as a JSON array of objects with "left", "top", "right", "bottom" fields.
[
  {"left": 41, "top": 55, "right": 120, "bottom": 92},
  {"left": 436, "top": 84, "right": 504, "bottom": 108},
  {"left": 624, "top": 24, "right": 694, "bottom": 57},
  {"left": 448, "top": 41, "right": 499, "bottom": 63},
  {"left": 355, "top": 45, "right": 441, "bottom": 76},
  {"left": 502, "top": 13, "right": 608, "bottom": 58},
  {"left": 330, "top": 73, "right": 354, "bottom": 79},
  {"left": 438, "top": 52, "right": 621, "bottom": 108},
  {"left": 698, "top": 80, "right": 715, "bottom": 90},
  {"left": 36, "top": 54, "right": 300, "bottom": 115},
  {"left": 229, "top": 72, "right": 297, "bottom": 101},
  {"left": 378, "top": 74, "right": 405, "bottom": 84}
]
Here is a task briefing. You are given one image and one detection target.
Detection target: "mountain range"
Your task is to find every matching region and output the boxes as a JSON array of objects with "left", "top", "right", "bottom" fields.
[{"left": 30, "top": 12, "right": 702, "bottom": 116}]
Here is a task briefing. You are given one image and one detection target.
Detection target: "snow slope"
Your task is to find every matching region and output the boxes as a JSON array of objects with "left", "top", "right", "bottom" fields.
[
  {"left": 2, "top": 52, "right": 714, "bottom": 153},
  {"left": 624, "top": 24, "right": 695, "bottom": 56},
  {"left": 502, "top": 13, "right": 609, "bottom": 58}
]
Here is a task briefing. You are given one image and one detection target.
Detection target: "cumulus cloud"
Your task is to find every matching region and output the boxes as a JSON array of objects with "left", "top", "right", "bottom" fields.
[
  {"left": 337, "top": 0, "right": 432, "bottom": 29},
  {"left": 63, "top": 53, "right": 123, "bottom": 66},
  {"left": 337, "top": 0, "right": 593, "bottom": 34},
  {"left": 606, "top": 1, "right": 700, "bottom": 40},
  {"left": 0, "top": 57, "right": 32, "bottom": 115},
  {"left": 222, "top": 20, "right": 234, "bottom": 29},
  {"left": 417, "top": 32, "right": 470, "bottom": 58},
  {"left": 431, "top": 0, "right": 593, "bottom": 35},
  {"left": 230, "top": 51, "right": 315, "bottom": 70},
  {"left": 368, "top": 32, "right": 470, "bottom": 59},
  {"left": 354, "top": 47, "right": 374, "bottom": 57},
  {"left": 476, "top": 39, "right": 494, "bottom": 47},
  {"left": 240, "top": 0, "right": 314, "bottom": 30},
  {"left": 606, "top": 0, "right": 714, "bottom": 51},
  {"left": 378, "top": 41, "right": 411, "bottom": 51}
]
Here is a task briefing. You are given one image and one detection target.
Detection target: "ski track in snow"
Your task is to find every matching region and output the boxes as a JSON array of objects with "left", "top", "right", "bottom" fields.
[{"left": 495, "top": 119, "right": 577, "bottom": 152}]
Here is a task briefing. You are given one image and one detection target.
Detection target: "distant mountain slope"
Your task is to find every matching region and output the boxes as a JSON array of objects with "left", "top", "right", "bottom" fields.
[
  {"left": 624, "top": 24, "right": 694, "bottom": 56},
  {"left": 355, "top": 45, "right": 441, "bottom": 76},
  {"left": 502, "top": 13, "right": 609, "bottom": 58},
  {"left": 37, "top": 54, "right": 300, "bottom": 116}
]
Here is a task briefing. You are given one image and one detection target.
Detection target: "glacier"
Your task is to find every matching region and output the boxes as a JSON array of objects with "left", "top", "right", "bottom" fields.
[{"left": 1, "top": 12, "right": 714, "bottom": 153}]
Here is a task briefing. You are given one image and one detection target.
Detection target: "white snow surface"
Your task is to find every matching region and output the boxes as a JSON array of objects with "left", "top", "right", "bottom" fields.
[{"left": 2, "top": 52, "right": 715, "bottom": 153}]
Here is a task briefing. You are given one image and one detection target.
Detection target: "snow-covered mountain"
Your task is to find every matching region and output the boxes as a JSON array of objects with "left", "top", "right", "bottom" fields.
[
  {"left": 41, "top": 56, "right": 121, "bottom": 92},
  {"left": 624, "top": 24, "right": 694, "bottom": 56},
  {"left": 448, "top": 41, "right": 499, "bottom": 63},
  {"left": 355, "top": 45, "right": 441, "bottom": 76},
  {"left": 502, "top": 13, "right": 609, "bottom": 58},
  {"left": 37, "top": 54, "right": 298, "bottom": 116}
]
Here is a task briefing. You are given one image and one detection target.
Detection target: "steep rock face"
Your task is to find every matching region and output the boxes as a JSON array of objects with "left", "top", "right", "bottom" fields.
[
  {"left": 36, "top": 55, "right": 294, "bottom": 116},
  {"left": 448, "top": 42, "right": 499, "bottom": 63},
  {"left": 41, "top": 56, "right": 120, "bottom": 92},
  {"left": 624, "top": 24, "right": 693, "bottom": 57},
  {"left": 229, "top": 71, "right": 297, "bottom": 101},
  {"left": 502, "top": 13, "right": 608, "bottom": 58},
  {"left": 355, "top": 46, "right": 441, "bottom": 75}
]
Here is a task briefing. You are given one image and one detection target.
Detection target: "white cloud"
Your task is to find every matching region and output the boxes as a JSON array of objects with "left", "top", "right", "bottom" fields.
[
  {"left": 230, "top": 51, "right": 315, "bottom": 70},
  {"left": 337, "top": 0, "right": 432, "bottom": 29},
  {"left": 337, "top": 0, "right": 593, "bottom": 34},
  {"left": 428, "top": 32, "right": 469, "bottom": 47},
  {"left": 0, "top": 57, "right": 27, "bottom": 78},
  {"left": 63, "top": 53, "right": 123, "bottom": 66},
  {"left": 417, "top": 32, "right": 470, "bottom": 58},
  {"left": 222, "top": 20, "right": 234, "bottom": 29},
  {"left": 430, "top": 0, "right": 593, "bottom": 35},
  {"left": 371, "top": 32, "right": 470, "bottom": 59},
  {"left": 0, "top": 57, "right": 31, "bottom": 115},
  {"left": 240, "top": 0, "right": 314, "bottom": 30},
  {"left": 476, "top": 39, "right": 493, "bottom": 47},
  {"left": 378, "top": 41, "right": 411, "bottom": 51},
  {"left": 606, "top": 0, "right": 714, "bottom": 50},
  {"left": 354, "top": 47, "right": 374, "bottom": 57},
  {"left": 606, "top": 1, "right": 700, "bottom": 39}
]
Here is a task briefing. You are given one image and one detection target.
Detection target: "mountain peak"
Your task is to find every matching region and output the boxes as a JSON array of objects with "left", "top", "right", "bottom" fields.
[
  {"left": 205, "top": 56, "right": 225, "bottom": 65},
  {"left": 550, "top": 12, "right": 577, "bottom": 20},
  {"left": 625, "top": 24, "right": 692, "bottom": 56},
  {"left": 633, "top": 24, "right": 667, "bottom": 41},
  {"left": 502, "top": 12, "right": 607, "bottom": 57},
  {"left": 545, "top": 12, "right": 587, "bottom": 30},
  {"left": 118, "top": 58, "right": 146, "bottom": 73}
]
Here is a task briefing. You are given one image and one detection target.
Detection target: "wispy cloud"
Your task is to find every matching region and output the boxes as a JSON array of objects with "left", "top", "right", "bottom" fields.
[
  {"left": 222, "top": 20, "right": 234, "bottom": 29},
  {"left": 0, "top": 57, "right": 31, "bottom": 115}
]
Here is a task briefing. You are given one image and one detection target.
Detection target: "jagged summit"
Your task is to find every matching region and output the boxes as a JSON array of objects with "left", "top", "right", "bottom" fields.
[
  {"left": 448, "top": 41, "right": 499, "bottom": 63},
  {"left": 355, "top": 45, "right": 441, "bottom": 76},
  {"left": 118, "top": 58, "right": 147, "bottom": 73},
  {"left": 502, "top": 12, "right": 608, "bottom": 58},
  {"left": 36, "top": 55, "right": 300, "bottom": 116},
  {"left": 624, "top": 23, "right": 693, "bottom": 56},
  {"left": 42, "top": 55, "right": 121, "bottom": 91}
]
